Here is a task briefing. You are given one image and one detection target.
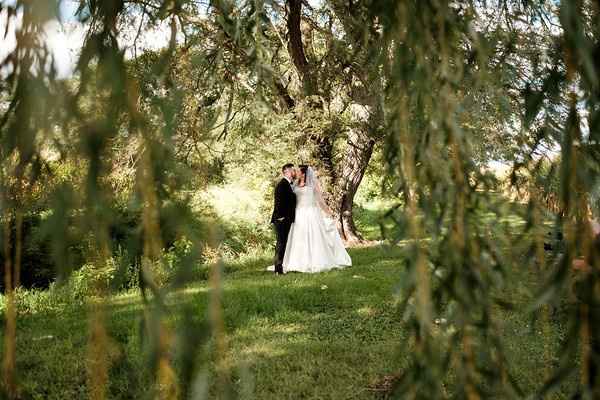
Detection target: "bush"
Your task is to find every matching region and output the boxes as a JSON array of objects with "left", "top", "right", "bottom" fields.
[
  {"left": 0, "top": 283, "right": 86, "bottom": 317},
  {"left": 71, "top": 262, "right": 118, "bottom": 296},
  {"left": 152, "top": 237, "right": 200, "bottom": 286},
  {"left": 219, "top": 219, "right": 273, "bottom": 259},
  {"left": 0, "top": 212, "right": 83, "bottom": 291}
]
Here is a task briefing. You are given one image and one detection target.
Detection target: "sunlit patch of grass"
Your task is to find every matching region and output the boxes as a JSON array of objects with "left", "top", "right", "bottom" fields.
[
  {"left": 356, "top": 306, "right": 377, "bottom": 317},
  {"left": 238, "top": 342, "right": 290, "bottom": 358},
  {"left": 108, "top": 290, "right": 142, "bottom": 306},
  {"left": 203, "top": 185, "right": 268, "bottom": 224}
]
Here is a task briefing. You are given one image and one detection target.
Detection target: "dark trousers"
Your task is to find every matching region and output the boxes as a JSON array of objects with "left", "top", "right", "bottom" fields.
[{"left": 273, "top": 221, "right": 292, "bottom": 273}]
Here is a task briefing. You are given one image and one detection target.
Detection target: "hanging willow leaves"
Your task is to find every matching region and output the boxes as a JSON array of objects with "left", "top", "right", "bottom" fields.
[
  {"left": 0, "top": 0, "right": 247, "bottom": 398},
  {"left": 1, "top": 0, "right": 600, "bottom": 399}
]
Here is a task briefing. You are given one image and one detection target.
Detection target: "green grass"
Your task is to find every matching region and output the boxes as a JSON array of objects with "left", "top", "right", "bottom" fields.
[
  {"left": 1, "top": 246, "right": 410, "bottom": 399},
  {"left": 217, "top": 246, "right": 408, "bottom": 399},
  {"left": 0, "top": 199, "right": 575, "bottom": 399},
  {"left": 0, "top": 243, "right": 574, "bottom": 399}
]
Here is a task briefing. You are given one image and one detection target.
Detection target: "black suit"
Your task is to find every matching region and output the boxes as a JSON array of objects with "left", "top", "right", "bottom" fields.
[{"left": 271, "top": 178, "right": 296, "bottom": 274}]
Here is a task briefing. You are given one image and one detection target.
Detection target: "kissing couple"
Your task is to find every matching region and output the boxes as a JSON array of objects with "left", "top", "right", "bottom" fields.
[{"left": 270, "top": 163, "right": 352, "bottom": 275}]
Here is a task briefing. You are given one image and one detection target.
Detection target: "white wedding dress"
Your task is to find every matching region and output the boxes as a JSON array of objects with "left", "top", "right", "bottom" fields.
[{"left": 282, "top": 168, "right": 352, "bottom": 273}]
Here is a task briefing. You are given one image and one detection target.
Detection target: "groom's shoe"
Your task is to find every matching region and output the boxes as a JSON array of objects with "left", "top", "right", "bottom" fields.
[{"left": 275, "top": 265, "right": 284, "bottom": 275}]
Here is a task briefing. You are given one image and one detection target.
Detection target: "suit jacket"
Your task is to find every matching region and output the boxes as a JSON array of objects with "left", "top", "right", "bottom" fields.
[{"left": 271, "top": 178, "right": 296, "bottom": 223}]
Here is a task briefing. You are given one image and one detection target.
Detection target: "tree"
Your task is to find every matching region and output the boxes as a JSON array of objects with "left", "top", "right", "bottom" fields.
[{"left": 3, "top": 0, "right": 600, "bottom": 398}]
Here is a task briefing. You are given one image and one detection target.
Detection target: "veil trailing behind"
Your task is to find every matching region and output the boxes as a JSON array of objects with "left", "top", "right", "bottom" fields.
[{"left": 282, "top": 167, "right": 352, "bottom": 273}]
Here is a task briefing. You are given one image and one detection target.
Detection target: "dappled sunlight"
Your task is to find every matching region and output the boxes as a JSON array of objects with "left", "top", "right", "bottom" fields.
[
  {"left": 237, "top": 341, "right": 290, "bottom": 359},
  {"left": 356, "top": 306, "right": 377, "bottom": 317},
  {"left": 237, "top": 321, "right": 306, "bottom": 338},
  {"left": 109, "top": 291, "right": 143, "bottom": 307},
  {"left": 179, "top": 285, "right": 209, "bottom": 296},
  {"left": 202, "top": 185, "right": 268, "bottom": 225},
  {"left": 234, "top": 321, "right": 312, "bottom": 357}
]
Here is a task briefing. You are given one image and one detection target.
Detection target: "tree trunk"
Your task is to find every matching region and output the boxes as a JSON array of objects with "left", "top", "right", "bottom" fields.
[
  {"left": 285, "top": 0, "right": 317, "bottom": 95},
  {"left": 284, "top": 0, "right": 379, "bottom": 244},
  {"left": 333, "top": 129, "right": 375, "bottom": 244}
]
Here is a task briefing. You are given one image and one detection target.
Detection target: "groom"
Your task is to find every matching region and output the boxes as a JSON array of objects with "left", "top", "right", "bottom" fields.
[{"left": 270, "top": 163, "right": 297, "bottom": 275}]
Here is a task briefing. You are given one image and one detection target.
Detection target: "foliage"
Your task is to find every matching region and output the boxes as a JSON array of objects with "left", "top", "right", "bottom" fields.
[
  {"left": 375, "top": 1, "right": 600, "bottom": 398},
  {"left": 1, "top": 0, "right": 600, "bottom": 399}
]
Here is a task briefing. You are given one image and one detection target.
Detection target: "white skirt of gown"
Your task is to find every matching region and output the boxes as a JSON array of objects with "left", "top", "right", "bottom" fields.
[{"left": 282, "top": 187, "right": 352, "bottom": 273}]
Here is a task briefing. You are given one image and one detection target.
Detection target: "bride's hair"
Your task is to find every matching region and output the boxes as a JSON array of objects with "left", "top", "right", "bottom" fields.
[{"left": 299, "top": 164, "right": 309, "bottom": 177}]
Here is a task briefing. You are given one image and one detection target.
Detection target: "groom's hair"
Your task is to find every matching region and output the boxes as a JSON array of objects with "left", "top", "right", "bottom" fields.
[{"left": 282, "top": 163, "right": 294, "bottom": 173}]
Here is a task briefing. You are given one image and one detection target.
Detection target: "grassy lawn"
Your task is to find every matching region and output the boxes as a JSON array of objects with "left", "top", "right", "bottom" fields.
[
  {"left": 0, "top": 243, "right": 573, "bottom": 399},
  {"left": 2, "top": 246, "right": 409, "bottom": 399},
  {"left": 0, "top": 201, "right": 575, "bottom": 399}
]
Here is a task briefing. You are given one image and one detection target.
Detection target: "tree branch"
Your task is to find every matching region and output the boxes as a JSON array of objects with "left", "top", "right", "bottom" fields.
[{"left": 285, "top": 0, "right": 316, "bottom": 95}]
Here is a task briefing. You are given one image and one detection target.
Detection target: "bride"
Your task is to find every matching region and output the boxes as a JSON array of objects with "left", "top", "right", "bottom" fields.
[{"left": 282, "top": 165, "right": 352, "bottom": 273}]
